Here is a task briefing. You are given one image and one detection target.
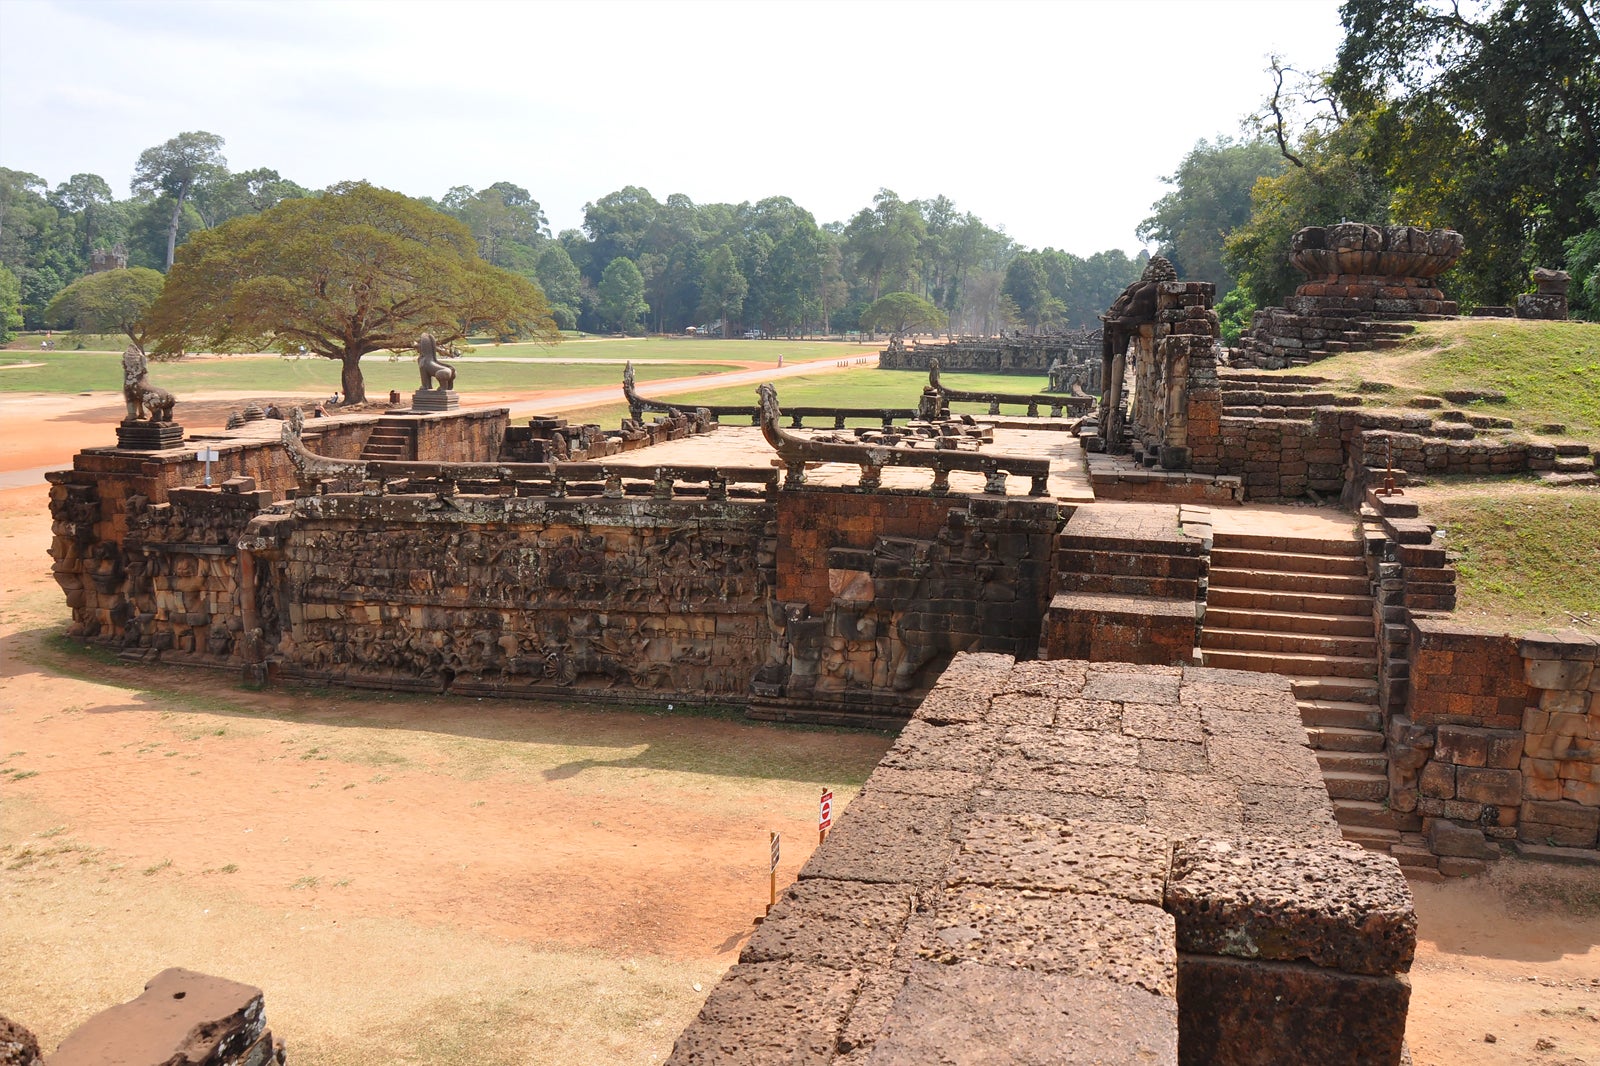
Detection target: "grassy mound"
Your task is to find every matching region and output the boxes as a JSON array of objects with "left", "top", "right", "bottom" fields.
[
  {"left": 1307, "top": 318, "right": 1600, "bottom": 436},
  {"left": 1407, "top": 480, "right": 1600, "bottom": 631}
]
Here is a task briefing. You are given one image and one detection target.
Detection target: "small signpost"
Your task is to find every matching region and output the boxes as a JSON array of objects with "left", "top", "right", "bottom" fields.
[
  {"left": 818, "top": 788, "right": 833, "bottom": 844},
  {"left": 195, "top": 446, "right": 220, "bottom": 487},
  {"left": 767, "top": 831, "right": 780, "bottom": 915}
]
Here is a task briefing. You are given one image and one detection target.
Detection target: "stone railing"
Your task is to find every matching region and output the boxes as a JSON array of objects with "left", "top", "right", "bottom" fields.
[
  {"left": 699, "top": 404, "right": 920, "bottom": 429},
  {"left": 758, "top": 384, "right": 1052, "bottom": 496},
  {"left": 312, "top": 458, "right": 780, "bottom": 501},
  {"left": 924, "top": 360, "right": 1095, "bottom": 418}
]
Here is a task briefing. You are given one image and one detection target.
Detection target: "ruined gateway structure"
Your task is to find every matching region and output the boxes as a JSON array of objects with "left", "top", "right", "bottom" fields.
[{"left": 45, "top": 238, "right": 1599, "bottom": 1061}]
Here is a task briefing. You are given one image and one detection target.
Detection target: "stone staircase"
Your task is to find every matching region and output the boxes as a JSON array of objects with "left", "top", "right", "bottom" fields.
[
  {"left": 1198, "top": 530, "right": 1410, "bottom": 858},
  {"left": 360, "top": 418, "right": 416, "bottom": 461}
]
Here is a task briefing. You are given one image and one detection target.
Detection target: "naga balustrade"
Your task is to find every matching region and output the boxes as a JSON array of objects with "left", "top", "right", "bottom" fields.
[
  {"left": 757, "top": 383, "right": 1050, "bottom": 497},
  {"left": 923, "top": 359, "right": 1096, "bottom": 418}
]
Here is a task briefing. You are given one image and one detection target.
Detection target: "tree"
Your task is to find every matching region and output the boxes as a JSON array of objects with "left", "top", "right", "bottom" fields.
[
  {"left": 0, "top": 265, "right": 21, "bottom": 343},
  {"left": 1137, "top": 137, "right": 1285, "bottom": 295},
  {"left": 597, "top": 257, "right": 648, "bottom": 333},
  {"left": 698, "top": 245, "right": 748, "bottom": 336},
  {"left": 130, "top": 131, "right": 227, "bottom": 270},
  {"left": 49, "top": 173, "right": 122, "bottom": 264},
  {"left": 843, "top": 189, "right": 925, "bottom": 301},
  {"left": 859, "top": 291, "right": 948, "bottom": 336},
  {"left": 1329, "top": 0, "right": 1600, "bottom": 303},
  {"left": 443, "top": 182, "right": 549, "bottom": 272},
  {"left": 45, "top": 267, "right": 165, "bottom": 352},
  {"left": 193, "top": 167, "right": 309, "bottom": 227},
  {"left": 146, "top": 182, "right": 556, "bottom": 404},
  {"left": 535, "top": 243, "right": 584, "bottom": 330}
]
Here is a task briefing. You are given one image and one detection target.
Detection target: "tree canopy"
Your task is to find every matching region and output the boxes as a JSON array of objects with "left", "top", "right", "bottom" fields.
[
  {"left": 596, "top": 256, "right": 648, "bottom": 333},
  {"left": 45, "top": 267, "right": 165, "bottom": 352},
  {"left": 131, "top": 131, "right": 227, "bottom": 271},
  {"left": 1138, "top": 137, "right": 1285, "bottom": 297},
  {"left": 859, "top": 291, "right": 948, "bottom": 336},
  {"left": 145, "top": 182, "right": 556, "bottom": 403}
]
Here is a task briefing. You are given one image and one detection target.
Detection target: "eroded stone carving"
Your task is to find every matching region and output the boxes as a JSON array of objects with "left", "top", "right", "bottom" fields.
[
  {"left": 416, "top": 333, "right": 456, "bottom": 391},
  {"left": 121, "top": 346, "right": 175, "bottom": 423}
]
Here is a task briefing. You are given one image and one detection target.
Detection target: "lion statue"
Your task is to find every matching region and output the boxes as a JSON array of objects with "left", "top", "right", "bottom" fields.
[
  {"left": 121, "top": 346, "right": 176, "bottom": 423},
  {"left": 416, "top": 332, "right": 456, "bottom": 391}
]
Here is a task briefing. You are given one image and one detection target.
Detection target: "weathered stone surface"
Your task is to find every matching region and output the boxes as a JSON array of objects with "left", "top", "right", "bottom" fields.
[
  {"left": 1206, "top": 733, "right": 1322, "bottom": 785},
  {"left": 866, "top": 962, "right": 1178, "bottom": 1066},
  {"left": 665, "top": 961, "right": 861, "bottom": 1065},
  {"left": 971, "top": 787, "right": 1149, "bottom": 825},
  {"left": 47, "top": 967, "right": 283, "bottom": 1066},
  {"left": 0, "top": 1015, "right": 40, "bottom": 1066},
  {"left": 949, "top": 812, "right": 1173, "bottom": 903},
  {"left": 879, "top": 720, "right": 1002, "bottom": 772},
  {"left": 863, "top": 767, "right": 983, "bottom": 799},
  {"left": 742, "top": 879, "right": 916, "bottom": 971},
  {"left": 1122, "top": 701, "right": 1205, "bottom": 742},
  {"left": 1426, "top": 819, "right": 1499, "bottom": 859},
  {"left": 1166, "top": 837, "right": 1416, "bottom": 975},
  {"left": 1052, "top": 698, "right": 1126, "bottom": 731},
  {"left": 1176, "top": 954, "right": 1409, "bottom": 1066},
  {"left": 919, "top": 885, "right": 1177, "bottom": 996},
  {"left": 799, "top": 791, "right": 961, "bottom": 886},
  {"left": 1082, "top": 664, "right": 1184, "bottom": 704},
  {"left": 997, "top": 725, "right": 1141, "bottom": 767}
]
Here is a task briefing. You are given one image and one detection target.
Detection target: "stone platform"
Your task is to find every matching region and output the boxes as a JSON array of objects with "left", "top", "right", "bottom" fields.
[{"left": 669, "top": 653, "right": 1415, "bottom": 1064}]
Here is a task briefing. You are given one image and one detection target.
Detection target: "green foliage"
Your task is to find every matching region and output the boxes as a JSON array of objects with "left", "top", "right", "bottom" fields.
[
  {"left": 146, "top": 182, "right": 556, "bottom": 403},
  {"left": 193, "top": 167, "right": 310, "bottom": 228},
  {"left": 697, "top": 245, "right": 747, "bottom": 336},
  {"left": 1138, "top": 136, "right": 1285, "bottom": 296},
  {"left": 596, "top": 256, "right": 648, "bottom": 334},
  {"left": 130, "top": 131, "right": 228, "bottom": 270},
  {"left": 1214, "top": 286, "right": 1256, "bottom": 346},
  {"left": 1224, "top": 118, "right": 1393, "bottom": 308},
  {"left": 1330, "top": 0, "right": 1600, "bottom": 305},
  {"left": 535, "top": 243, "right": 583, "bottom": 330},
  {"left": 0, "top": 265, "right": 20, "bottom": 342},
  {"left": 859, "top": 292, "right": 947, "bottom": 335},
  {"left": 1564, "top": 183, "right": 1600, "bottom": 321},
  {"left": 441, "top": 182, "right": 549, "bottom": 274},
  {"left": 45, "top": 267, "right": 164, "bottom": 351}
]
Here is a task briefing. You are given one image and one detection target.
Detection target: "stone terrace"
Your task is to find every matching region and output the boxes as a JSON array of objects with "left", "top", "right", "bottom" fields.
[{"left": 668, "top": 653, "right": 1416, "bottom": 1065}]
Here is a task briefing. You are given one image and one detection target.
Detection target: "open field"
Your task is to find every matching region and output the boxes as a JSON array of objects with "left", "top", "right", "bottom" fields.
[{"left": 1306, "top": 319, "right": 1600, "bottom": 436}]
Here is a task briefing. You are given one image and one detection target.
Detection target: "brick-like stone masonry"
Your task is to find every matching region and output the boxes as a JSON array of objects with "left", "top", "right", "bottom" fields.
[{"left": 668, "top": 654, "right": 1415, "bottom": 1065}]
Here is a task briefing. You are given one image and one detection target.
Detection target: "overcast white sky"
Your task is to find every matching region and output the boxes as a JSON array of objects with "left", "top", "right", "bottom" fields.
[{"left": 0, "top": 0, "right": 1347, "bottom": 255}]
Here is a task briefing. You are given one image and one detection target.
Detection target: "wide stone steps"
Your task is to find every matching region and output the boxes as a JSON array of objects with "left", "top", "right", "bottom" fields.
[
  {"left": 1202, "top": 627, "right": 1377, "bottom": 659},
  {"left": 1304, "top": 724, "right": 1385, "bottom": 751},
  {"left": 1296, "top": 697, "right": 1383, "bottom": 731},
  {"left": 1207, "top": 532, "right": 1362, "bottom": 557},
  {"left": 1321, "top": 770, "right": 1389, "bottom": 802},
  {"left": 1315, "top": 749, "right": 1387, "bottom": 776},
  {"left": 1209, "top": 567, "right": 1371, "bottom": 596},
  {"left": 1199, "top": 648, "right": 1376, "bottom": 678},
  {"left": 1210, "top": 547, "right": 1367, "bottom": 576},
  {"left": 1205, "top": 606, "right": 1374, "bottom": 637},
  {"left": 1207, "top": 587, "right": 1372, "bottom": 617},
  {"left": 1293, "top": 676, "right": 1380, "bottom": 703}
]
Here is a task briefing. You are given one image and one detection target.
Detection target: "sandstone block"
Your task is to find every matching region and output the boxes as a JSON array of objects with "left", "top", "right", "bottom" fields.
[
  {"left": 1426, "top": 819, "right": 1498, "bottom": 859},
  {"left": 1454, "top": 767, "right": 1522, "bottom": 806},
  {"left": 1176, "top": 955, "right": 1409, "bottom": 1066},
  {"left": 947, "top": 811, "right": 1173, "bottom": 904},
  {"left": 665, "top": 961, "right": 860, "bottom": 1065},
  {"left": 1527, "top": 658, "right": 1594, "bottom": 691},
  {"left": 1166, "top": 837, "right": 1415, "bottom": 975}
]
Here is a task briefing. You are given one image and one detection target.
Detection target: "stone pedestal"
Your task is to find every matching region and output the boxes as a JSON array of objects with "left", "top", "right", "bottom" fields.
[
  {"left": 411, "top": 388, "right": 459, "bottom": 412},
  {"left": 1516, "top": 267, "right": 1570, "bottom": 320},
  {"left": 115, "top": 421, "right": 184, "bottom": 450}
]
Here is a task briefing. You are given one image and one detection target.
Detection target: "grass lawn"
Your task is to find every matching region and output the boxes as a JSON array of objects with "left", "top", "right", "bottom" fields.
[
  {"left": 0, "top": 350, "right": 730, "bottom": 396},
  {"left": 536, "top": 367, "right": 1054, "bottom": 430},
  {"left": 1304, "top": 319, "right": 1600, "bottom": 435},
  {"left": 1406, "top": 479, "right": 1600, "bottom": 631}
]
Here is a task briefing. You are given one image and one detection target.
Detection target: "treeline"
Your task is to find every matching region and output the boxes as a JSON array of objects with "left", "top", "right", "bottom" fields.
[
  {"left": 1139, "top": 0, "right": 1600, "bottom": 332},
  {"left": 0, "top": 137, "right": 1149, "bottom": 342}
]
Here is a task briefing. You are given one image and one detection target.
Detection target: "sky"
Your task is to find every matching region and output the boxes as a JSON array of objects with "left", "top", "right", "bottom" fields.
[{"left": 0, "top": 0, "right": 1348, "bottom": 256}]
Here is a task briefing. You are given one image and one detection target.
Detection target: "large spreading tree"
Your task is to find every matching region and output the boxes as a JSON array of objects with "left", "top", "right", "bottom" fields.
[
  {"left": 860, "top": 291, "right": 948, "bottom": 336},
  {"left": 45, "top": 266, "right": 165, "bottom": 352},
  {"left": 146, "top": 182, "right": 557, "bottom": 403}
]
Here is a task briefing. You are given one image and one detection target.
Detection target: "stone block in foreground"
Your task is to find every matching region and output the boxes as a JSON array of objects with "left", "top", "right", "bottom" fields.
[
  {"left": 46, "top": 967, "right": 285, "bottom": 1066},
  {"left": 669, "top": 655, "right": 1414, "bottom": 1065}
]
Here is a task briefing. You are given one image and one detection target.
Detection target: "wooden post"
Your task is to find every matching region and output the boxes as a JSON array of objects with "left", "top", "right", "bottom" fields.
[{"left": 767, "top": 831, "right": 779, "bottom": 915}]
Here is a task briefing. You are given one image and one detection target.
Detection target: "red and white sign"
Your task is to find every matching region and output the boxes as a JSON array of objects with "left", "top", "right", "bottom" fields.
[
  {"left": 769, "top": 832, "right": 781, "bottom": 873},
  {"left": 819, "top": 789, "right": 833, "bottom": 833}
]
